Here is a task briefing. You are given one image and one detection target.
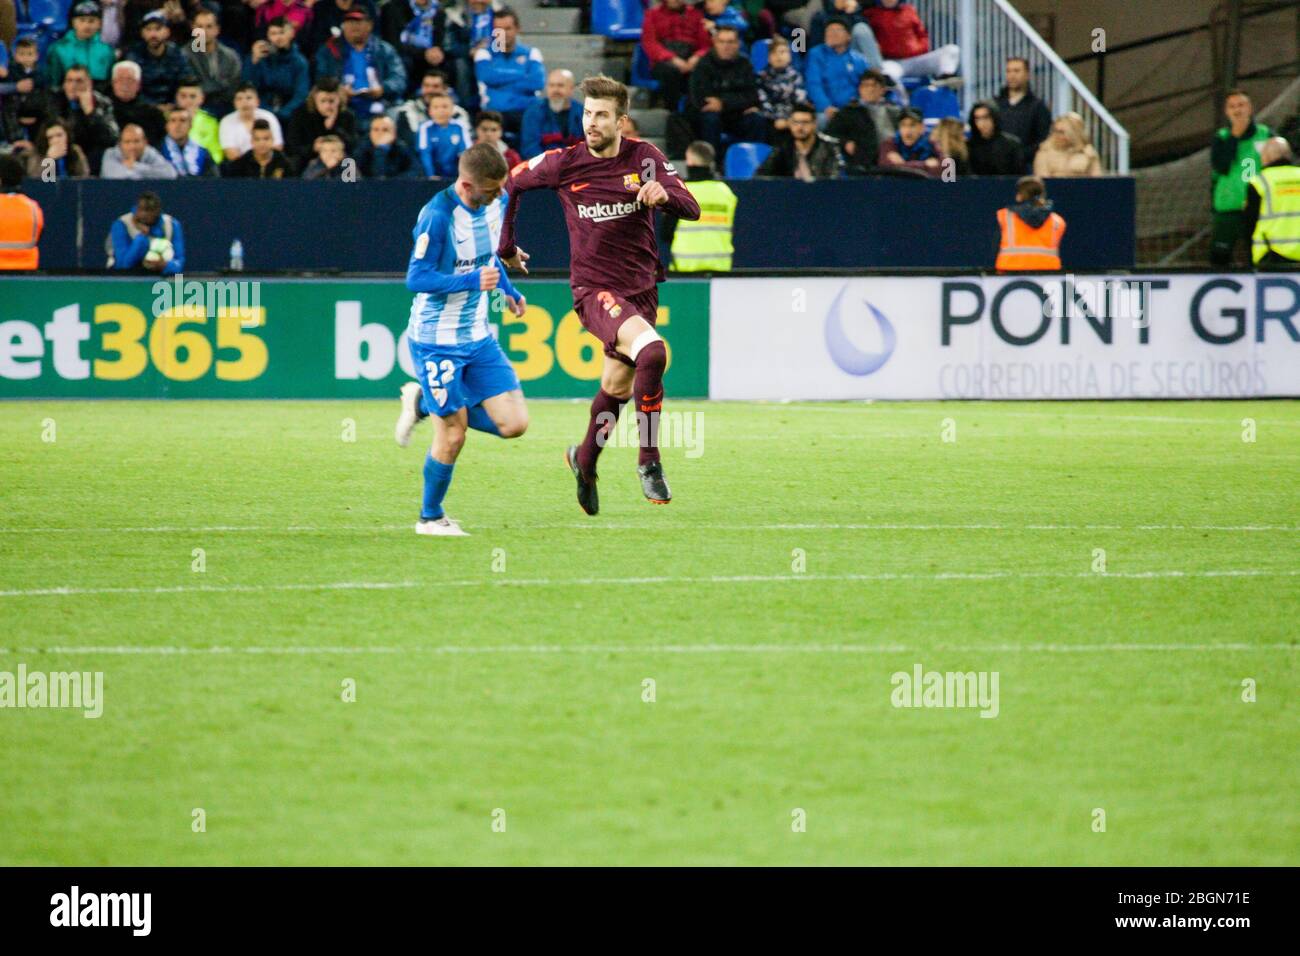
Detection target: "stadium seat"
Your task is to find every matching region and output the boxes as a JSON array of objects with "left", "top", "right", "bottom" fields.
[
  {"left": 592, "top": 0, "right": 644, "bottom": 41},
  {"left": 750, "top": 39, "right": 769, "bottom": 72},
  {"left": 631, "top": 44, "right": 658, "bottom": 92},
  {"left": 910, "top": 85, "right": 961, "bottom": 121},
  {"left": 724, "top": 142, "right": 771, "bottom": 179}
]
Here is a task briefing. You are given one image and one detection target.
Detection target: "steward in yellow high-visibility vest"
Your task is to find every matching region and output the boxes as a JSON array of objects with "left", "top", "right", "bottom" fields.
[
  {"left": 1244, "top": 137, "right": 1300, "bottom": 268},
  {"left": 995, "top": 176, "right": 1066, "bottom": 272},
  {"left": 668, "top": 141, "right": 737, "bottom": 272}
]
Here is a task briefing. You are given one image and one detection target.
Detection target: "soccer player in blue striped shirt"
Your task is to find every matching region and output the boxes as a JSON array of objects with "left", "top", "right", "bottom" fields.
[{"left": 395, "top": 143, "right": 530, "bottom": 536}]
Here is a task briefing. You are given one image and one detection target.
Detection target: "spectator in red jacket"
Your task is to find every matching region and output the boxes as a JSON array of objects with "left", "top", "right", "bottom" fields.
[
  {"left": 641, "top": 0, "right": 712, "bottom": 109},
  {"left": 864, "top": 0, "right": 960, "bottom": 83}
]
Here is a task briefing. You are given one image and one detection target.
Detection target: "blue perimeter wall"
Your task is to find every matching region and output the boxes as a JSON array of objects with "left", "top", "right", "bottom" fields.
[{"left": 24, "top": 176, "right": 1135, "bottom": 273}]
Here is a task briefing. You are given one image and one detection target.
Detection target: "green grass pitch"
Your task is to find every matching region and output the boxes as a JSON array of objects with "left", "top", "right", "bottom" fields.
[{"left": 1, "top": 398, "right": 1296, "bottom": 866}]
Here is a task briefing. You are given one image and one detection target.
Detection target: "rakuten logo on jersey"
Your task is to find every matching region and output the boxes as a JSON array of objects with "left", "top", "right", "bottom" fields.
[{"left": 576, "top": 200, "right": 643, "bottom": 223}]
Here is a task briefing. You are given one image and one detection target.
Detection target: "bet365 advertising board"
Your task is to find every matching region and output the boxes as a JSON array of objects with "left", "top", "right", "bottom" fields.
[{"left": 0, "top": 277, "right": 711, "bottom": 399}]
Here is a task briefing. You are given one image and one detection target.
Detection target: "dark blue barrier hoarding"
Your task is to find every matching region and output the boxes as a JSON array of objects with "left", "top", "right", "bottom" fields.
[{"left": 22, "top": 175, "right": 1134, "bottom": 273}]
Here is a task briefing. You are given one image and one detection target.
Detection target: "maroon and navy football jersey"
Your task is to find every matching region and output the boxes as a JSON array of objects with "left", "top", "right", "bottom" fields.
[{"left": 497, "top": 136, "right": 701, "bottom": 295}]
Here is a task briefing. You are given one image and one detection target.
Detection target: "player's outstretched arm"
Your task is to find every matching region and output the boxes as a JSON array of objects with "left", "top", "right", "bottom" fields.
[{"left": 497, "top": 150, "right": 563, "bottom": 260}]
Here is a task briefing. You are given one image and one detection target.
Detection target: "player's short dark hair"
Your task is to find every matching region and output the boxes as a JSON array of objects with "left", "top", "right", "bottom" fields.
[
  {"left": 136, "top": 191, "right": 162, "bottom": 213},
  {"left": 251, "top": 118, "right": 272, "bottom": 132},
  {"left": 579, "top": 74, "right": 629, "bottom": 117},
  {"left": 1016, "top": 176, "right": 1046, "bottom": 202},
  {"left": 475, "top": 110, "right": 504, "bottom": 128},
  {"left": 460, "top": 141, "right": 508, "bottom": 182}
]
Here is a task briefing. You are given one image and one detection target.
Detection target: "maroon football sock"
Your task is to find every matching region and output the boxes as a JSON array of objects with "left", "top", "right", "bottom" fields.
[
  {"left": 633, "top": 341, "right": 667, "bottom": 467},
  {"left": 576, "top": 388, "right": 625, "bottom": 476}
]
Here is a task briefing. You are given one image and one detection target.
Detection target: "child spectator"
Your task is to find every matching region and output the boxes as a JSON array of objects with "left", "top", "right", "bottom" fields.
[
  {"left": 877, "top": 107, "right": 939, "bottom": 175},
  {"left": 25, "top": 118, "right": 91, "bottom": 179},
  {"left": 475, "top": 109, "right": 521, "bottom": 169},
  {"left": 416, "top": 90, "right": 466, "bottom": 176},
  {"left": 354, "top": 113, "right": 419, "bottom": 177},
  {"left": 2, "top": 37, "right": 49, "bottom": 152},
  {"left": 756, "top": 36, "right": 807, "bottom": 137},
  {"left": 302, "top": 132, "right": 350, "bottom": 178},
  {"left": 966, "top": 100, "right": 1021, "bottom": 176},
  {"left": 220, "top": 81, "right": 285, "bottom": 160},
  {"left": 46, "top": 2, "right": 116, "bottom": 87},
  {"left": 249, "top": 16, "right": 311, "bottom": 125},
  {"left": 1033, "top": 111, "right": 1102, "bottom": 178},
  {"left": 393, "top": 70, "right": 470, "bottom": 151},
  {"left": 930, "top": 116, "right": 968, "bottom": 176},
  {"left": 286, "top": 77, "right": 358, "bottom": 170},
  {"left": 126, "top": 10, "right": 188, "bottom": 104},
  {"left": 173, "top": 77, "right": 223, "bottom": 164},
  {"left": 222, "top": 117, "right": 294, "bottom": 176}
]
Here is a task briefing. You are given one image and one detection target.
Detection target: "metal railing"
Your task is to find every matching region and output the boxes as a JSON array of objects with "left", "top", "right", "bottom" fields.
[{"left": 914, "top": 0, "right": 1131, "bottom": 173}]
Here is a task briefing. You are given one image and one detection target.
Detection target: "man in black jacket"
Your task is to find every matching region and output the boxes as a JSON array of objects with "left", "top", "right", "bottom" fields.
[
  {"left": 757, "top": 103, "right": 843, "bottom": 180},
  {"left": 688, "top": 26, "right": 767, "bottom": 159},
  {"left": 994, "top": 56, "right": 1051, "bottom": 173},
  {"left": 967, "top": 100, "right": 1022, "bottom": 175}
]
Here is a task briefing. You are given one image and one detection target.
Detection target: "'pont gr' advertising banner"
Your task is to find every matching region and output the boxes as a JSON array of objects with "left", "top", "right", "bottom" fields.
[
  {"left": 710, "top": 275, "right": 1300, "bottom": 400},
  {"left": 0, "top": 277, "right": 710, "bottom": 399}
]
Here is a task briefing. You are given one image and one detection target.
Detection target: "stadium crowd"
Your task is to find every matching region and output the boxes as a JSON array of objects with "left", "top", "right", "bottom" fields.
[{"left": 0, "top": 0, "right": 1115, "bottom": 182}]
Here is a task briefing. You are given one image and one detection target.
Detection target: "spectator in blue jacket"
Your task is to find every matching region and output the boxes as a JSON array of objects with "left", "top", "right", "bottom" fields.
[
  {"left": 804, "top": 18, "right": 870, "bottom": 128},
  {"left": 520, "top": 68, "right": 582, "bottom": 159},
  {"left": 417, "top": 91, "right": 467, "bottom": 176},
  {"left": 106, "top": 191, "right": 185, "bottom": 275},
  {"left": 126, "top": 10, "right": 188, "bottom": 105},
  {"left": 314, "top": 8, "right": 407, "bottom": 131},
  {"left": 472, "top": 8, "right": 545, "bottom": 135},
  {"left": 700, "top": 0, "right": 748, "bottom": 36},
  {"left": 249, "top": 17, "right": 310, "bottom": 125},
  {"left": 354, "top": 113, "right": 421, "bottom": 178},
  {"left": 446, "top": 0, "right": 496, "bottom": 109}
]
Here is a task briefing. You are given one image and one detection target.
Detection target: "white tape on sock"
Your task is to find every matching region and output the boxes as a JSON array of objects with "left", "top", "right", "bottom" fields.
[{"left": 629, "top": 328, "right": 662, "bottom": 362}]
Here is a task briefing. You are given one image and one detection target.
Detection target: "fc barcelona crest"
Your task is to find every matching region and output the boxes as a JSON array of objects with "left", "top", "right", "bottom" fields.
[{"left": 623, "top": 172, "right": 641, "bottom": 191}]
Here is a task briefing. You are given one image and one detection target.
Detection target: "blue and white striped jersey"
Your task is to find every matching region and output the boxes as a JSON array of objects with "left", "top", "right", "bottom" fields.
[{"left": 405, "top": 184, "right": 518, "bottom": 346}]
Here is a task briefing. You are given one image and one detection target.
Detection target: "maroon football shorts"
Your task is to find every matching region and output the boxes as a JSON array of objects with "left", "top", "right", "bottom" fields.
[{"left": 572, "top": 285, "right": 660, "bottom": 367}]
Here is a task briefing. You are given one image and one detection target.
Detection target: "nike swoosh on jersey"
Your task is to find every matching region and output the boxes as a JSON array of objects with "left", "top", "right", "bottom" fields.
[{"left": 569, "top": 182, "right": 591, "bottom": 192}]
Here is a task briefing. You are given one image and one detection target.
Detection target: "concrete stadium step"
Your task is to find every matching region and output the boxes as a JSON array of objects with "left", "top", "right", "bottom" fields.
[
  {"left": 627, "top": 108, "right": 668, "bottom": 137},
  {"left": 518, "top": 8, "right": 583, "bottom": 34}
]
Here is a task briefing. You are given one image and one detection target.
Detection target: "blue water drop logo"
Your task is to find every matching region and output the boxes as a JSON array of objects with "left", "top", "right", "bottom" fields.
[{"left": 823, "top": 284, "right": 896, "bottom": 376}]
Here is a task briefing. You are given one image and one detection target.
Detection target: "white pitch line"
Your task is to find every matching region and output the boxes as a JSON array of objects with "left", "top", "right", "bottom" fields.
[
  {"left": 760, "top": 404, "right": 1300, "bottom": 427},
  {"left": 0, "top": 642, "right": 1293, "bottom": 656},
  {"left": 0, "top": 523, "right": 1296, "bottom": 535},
  {"left": 1, "top": 568, "right": 1297, "bottom": 598}
]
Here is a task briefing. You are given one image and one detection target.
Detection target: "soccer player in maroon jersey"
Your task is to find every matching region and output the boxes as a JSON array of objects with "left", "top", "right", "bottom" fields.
[{"left": 496, "top": 74, "right": 701, "bottom": 515}]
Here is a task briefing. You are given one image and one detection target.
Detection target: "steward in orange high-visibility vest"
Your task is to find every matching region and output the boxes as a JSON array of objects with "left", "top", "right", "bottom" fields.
[
  {"left": 995, "top": 176, "right": 1066, "bottom": 272},
  {"left": 0, "top": 154, "right": 43, "bottom": 271}
]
